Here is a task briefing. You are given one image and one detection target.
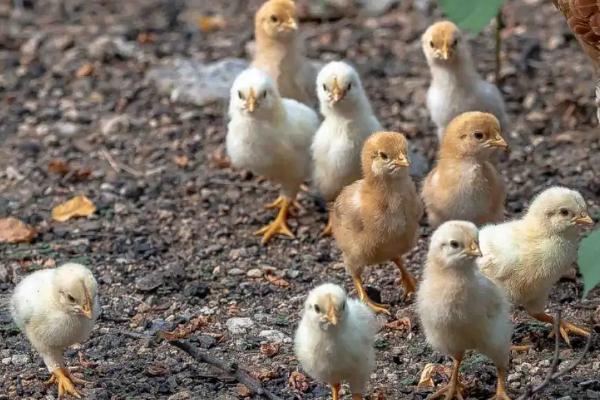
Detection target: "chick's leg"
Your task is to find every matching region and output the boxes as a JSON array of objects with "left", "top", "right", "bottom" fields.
[
  {"left": 392, "top": 257, "right": 417, "bottom": 300},
  {"left": 331, "top": 382, "right": 341, "bottom": 400},
  {"left": 351, "top": 272, "right": 390, "bottom": 315},
  {"left": 46, "top": 367, "right": 82, "bottom": 399},
  {"left": 427, "top": 354, "right": 464, "bottom": 400},
  {"left": 491, "top": 367, "right": 511, "bottom": 400},
  {"left": 254, "top": 196, "right": 294, "bottom": 245},
  {"left": 530, "top": 312, "right": 590, "bottom": 346},
  {"left": 320, "top": 211, "right": 333, "bottom": 237}
]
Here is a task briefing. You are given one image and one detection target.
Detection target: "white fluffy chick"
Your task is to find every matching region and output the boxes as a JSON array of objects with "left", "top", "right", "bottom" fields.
[
  {"left": 479, "top": 186, "right": 593, "bottom": 345},
  {"left": 423, "top": 21, "right": 507, "bottom": 139},
  {"left": 294, "top": 283, "right": 378, "bottom": 400},
  {"left": 312, "top": 61, "right": 382, "bottom": 235},
  {"left": 10, "top": 263, "right": 99, "bottom": 399},
  {"left": 418, "top": 221, "right": 512, "bottom": 400},
  {"left": 227, "top": 68, "right": 319, "bottom": 244}
]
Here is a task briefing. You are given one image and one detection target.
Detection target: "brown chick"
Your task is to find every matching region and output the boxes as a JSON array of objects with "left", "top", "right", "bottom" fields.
[
  {"left": 331, "top": 132, "right": 424, "bottom": 315},
  {"left": 252, "top": 0, "right": 317, "bottom": 104},
  {"left": 421, "top": 112, "right": 508, "bottom": 228}
]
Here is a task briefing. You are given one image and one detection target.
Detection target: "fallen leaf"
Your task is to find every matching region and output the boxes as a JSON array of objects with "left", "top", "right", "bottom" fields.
[
  {"left": 76, "top": 63, "right": 94, "bottom": 78},
  {"left": 249, "top": 368, "right": 278, "bottom": 382},
  {"left": 48, "top": 159, "right": 70, "bottom": 175},
  {"left": 288, "top": 371, "right": 310, "bottom": 393},
  {"left": 137, "top": 32, "right": 155, "bottom": 44},
  {"left": 385, "top": 317, "right": 412, "bottom": 332},
  {"left": 0, "top": 217, "right": 38, "bottom": 243},
  {"left": 211, "top": 147, "right": 231, "bottom": 169},
  {"left": 417, "top": 363, "right": 451, "bottom": 389},
  {"left": 197, "top": 15, "right": 226, "bottom": 33},
  {"left": 174, "top": 154, "right": 189, "bottom": 168},
  {"left": 265, "top": 270, "right": 290, "bottom": 288},
  {"left": 260, "top": 342, "right": 280, "bottom": 357},
  {"left": 161, "top": 316, "right": 209, "bottom": 341},
  {"left": 51, "top": 195, "right": 96, "bottom": 222},
  {"left": 236, "top": 383, "right": 251, "bottom": 398}
]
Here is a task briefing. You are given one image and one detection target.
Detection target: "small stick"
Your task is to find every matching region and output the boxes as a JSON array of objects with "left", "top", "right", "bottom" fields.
[
  {"left": 163, "top": 337, "right": 284, "bottom": 400},
  {"left": 99, "top": 148, "right": 143, "bottom": 177}
]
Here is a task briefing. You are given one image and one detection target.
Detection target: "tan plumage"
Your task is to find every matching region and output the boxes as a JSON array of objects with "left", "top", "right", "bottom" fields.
[
  {"left": 417, "top": 221, "right": 512, "bottom": 400},
  {"left": 252, "top": 0, "right": 317, "bottom": 104},
  {"left": 331, "top": 132, "right": 423, "bottom": 314},
  {"left": 479, "top": 186, "right": 594, "bottom": 345},
  {"left": 421, "top": 112, "right": 507, "bottom": 228},
  {"left": 553, "top": 0, "right": 600, "bottom": 121}
]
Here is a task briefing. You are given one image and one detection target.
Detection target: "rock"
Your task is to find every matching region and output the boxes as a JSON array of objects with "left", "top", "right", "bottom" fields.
[
  {"left": 259, "top": 329, "right": 290, "bottom": 343},
  {"left": 226, "top": 317, "right": 254, "bottom": 335},
  {"left": 147, "top": 58, "right": 248, "bottom": 106},
  {"left": 587, "top": 390, "right": 600, "bottom": 399},
  {"left": 88, "top": 35, "right": 137, "bottom": 61},
  {"left": 183, "top": 281, "right": 210, "bottom": 298},
  {"left": 11, "top": 354, "right": 30, "bottom": 365},
  {"left": 101, "top": 114, "right": 130, "bottom": 135},
  {"left": 557, "top": 396, "right": 573, "bottom": 400},
  {"left": 54, "top": 122, "right": 78, "bottom": 137},
  {"left": 357, "top": 0, "right": 400, "bottom": 16},
  {"left": 1, "top": 358, "right": 10, "bottom": 365},
  {"left": 507, "top": 372, "right": 522, "bottom": 382},
  {"left": 285, "top": 269, "right": 300, "bottom": 279},
  {"left": 246, "top": 268, "right": 263, "bottom": 278},
  {"left": 227, "top": 268, "right": 245, "bottom": 276},
  {"left": 135, "top": 273, "right": 164, "bottom": 292}
]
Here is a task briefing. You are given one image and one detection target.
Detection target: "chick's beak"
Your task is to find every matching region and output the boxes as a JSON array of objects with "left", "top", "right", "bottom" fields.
[
  {"left": 393, "top": 155, "right": 410, "bottom": 168},
  {"left": 466, "top": 241, "right": 482, "bottom": 257},
  {"left": 326, "top": 301, "right": 338, "bottom": 326},
  {"left": 440, "top": 46, "right": 450, "bottom": 60},
  {"left": 81, "top": 301, "right": 93, "bottom": 319},
  {"left": 574, "top": 213, "right": 594, "bottom": 226},
  {"left": 489, "top": 135, "right": 508, "bottom": 149},
  {"left": 283, "top": 18, "right": 297, "bottom": 30},
  {"left": 245, "top": 88, "right": 257, "bottom": 113},
  {"left": 331, "top": 78, "right": 345, "bottom": 103}
]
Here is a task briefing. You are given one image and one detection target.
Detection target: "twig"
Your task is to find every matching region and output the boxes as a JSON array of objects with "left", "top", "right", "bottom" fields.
[
  {"left": 99, "top": 148, "right": 143, "bottom": 177},
  {"left": 517, "top": 311, "right": 595, "bottom": 399},
  {"left": 163, "top": 337, "right": 284, "bottom": 400}
]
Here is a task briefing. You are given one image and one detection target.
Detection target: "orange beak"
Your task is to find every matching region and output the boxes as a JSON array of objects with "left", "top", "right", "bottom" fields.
[
  {"left": 331, "top": 77, "right": 345, "bottom": 103},
  {"left": 489, "top": 136, "right": 508, "bottom": 149},
  {"left": 465, "top": 241, "right": 482, "bottom": 257},
  {"left": 283, "top": 18, "right": 297, "bottom": 30},
  {"left": 80, "top": 282, "right": 93, "bottom": 319},
  {"left": 245, "top": 88, "right": 257, "bottom": 113},
  {"left": 393, "top": 155, "right": 410, "bottom": 168},
  {"left": 440, "top": 46, "right": 450, "bottom": 60},
  {"left": 574, "top": 213, "right": 594, "bottom": 226},
  {"left": 325, "top": 296, "right": 338, "bottom": 326}
]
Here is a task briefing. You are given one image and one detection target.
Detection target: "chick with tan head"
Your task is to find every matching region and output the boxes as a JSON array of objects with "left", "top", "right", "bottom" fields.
[
  {"left": 252, "top": 0, "right": 317, "bottom": 104},
  {"left": 331, "top": 132, "right": 423, "bottom": 314},
  {"left": 294, "top": 283, "right": 378, "bottom": 400},
  {"left": 10, "top": 263, "right": 99, "bottom": 398},
  {"left": 422, "top": 21, "right": 507, "bottom": 139},
  {"left": 418, "top": 221, "right": 512, "bottom": 400},
  {"left": 422, "top": 111, "right": 507, "bottom": 228},
  {"left": 479, "top": 186, "right": 593, "bottom": 345}
]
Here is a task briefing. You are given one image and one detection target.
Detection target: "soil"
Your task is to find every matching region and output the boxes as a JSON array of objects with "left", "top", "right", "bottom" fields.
[{"left": 1, "top": 0, "right": 599, "bottom": 399}]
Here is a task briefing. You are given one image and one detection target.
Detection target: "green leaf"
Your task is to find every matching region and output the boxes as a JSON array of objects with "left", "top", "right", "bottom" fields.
[
  {"left": 578, "top": 228, "right": 600, "bottom": 297},
  {"left": 439, "top": 0, "right": 505, "bottom": 34}
]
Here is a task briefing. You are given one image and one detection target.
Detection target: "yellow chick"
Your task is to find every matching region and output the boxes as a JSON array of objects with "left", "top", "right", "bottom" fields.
[
  {"left": 252, "top": 0, "right": 317, "bottom": 104},
  {"left": 422, "top": 21, "right": 507, "bottom": 139},
  {"left": 418, "top": 221, "right": 512, "bottom": 400},
  {"left": 421, "top": 112, "right": 507, "bottom": 228},
  {"left": 331, "top": 132, "right": 423, "bottom": 314},
  {"left": 479, "top": 186, "right": 594, "bottom": 345}
]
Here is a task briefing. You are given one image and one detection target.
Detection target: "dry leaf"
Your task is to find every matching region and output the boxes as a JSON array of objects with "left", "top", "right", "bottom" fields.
[
  {"left": 0, "top": 217, "right": 37, "bottom": 243},
  {"left": 48, "top": 159, "right": 70, "bottom": 175},
  {"left": 197, "top": 15, "right": 226, "bottom": 32},
  {"left": 265, "top": 270, "right": 290, "bottom": 288},
  {"left": 288, "top": 371, "right": 310, "bottom": 393},
  {"left": 236, "top": 383, "right": 251, "bottom": 398},
  {"left": 211, "top": 147, "right": 231, "bottom": 169},
  {"left": 385, "top": 317, "right": 412, "bottom": 332},
  {"left": 417, "top": 363, "right": 451, "bottom": 389},
  {"left": 137, "top": 32, "right": 155, "bottom": 44},
  {"left": 161, "top": 316, "right": 209, "bottom": 341},
  {"left": 174, "top": 155, "right": 189, "bottom": 168},
  {"left": 260, "top": 342, "right": 280, "bottom": 357},
  {"left": 51, "top": 195, "right": 96, "bottom": 222},
  {"left": 249, "top": 368, "right": 278, "bottom": 382},
  {"left": 76, "top": 63, "right": 94, "bottom": 78}
]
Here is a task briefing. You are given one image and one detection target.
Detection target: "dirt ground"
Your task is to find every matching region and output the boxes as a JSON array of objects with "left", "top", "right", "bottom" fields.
[{"left": 1, "top": 0, "right": 600, "bottom": 399}]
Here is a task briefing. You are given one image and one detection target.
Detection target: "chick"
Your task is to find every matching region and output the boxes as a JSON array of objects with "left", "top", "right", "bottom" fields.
[
  {"left": 312, "top": 61, "right": 382, "bottom": 235},
  {"left": 479, "top": 186, "right": 594, "bottom": 345},
  {"left": 423, "top": 21, "right": 508, "bottom": 139},
  {"left": 418, "top": 221, "right": 512, "bottom": 400},
  {"left": 252, "top": 0, "right": 317, "bottom": 104},
  {"left": 332, "top": 132, "right": 423, "bottom": 314},
  {"left": 295, "top": 283, "right": 378, "bottom": 400},
  {"left": 421, "top": 112, "right": 507, "bottom": 228},
  {"left": 227, "top": 68, "right": 319, "bottom": 244},
  {"left": 10, "top": 263, "right": 99, "bottom": 398}
]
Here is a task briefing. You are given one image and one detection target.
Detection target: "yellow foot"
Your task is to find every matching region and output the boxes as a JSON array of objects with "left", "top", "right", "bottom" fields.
[
  {"left": 45, "top": 368, "right": 82, "bottom": 399},
  {"left": 394, "top": 258, "right": 417, "bottom": 300},
  {"left": 264, "top": 196, "right": 287, "bottom": 210},
  {"left": 550, "top": 320, "right": 591, "bottom": 347},
  {"left": 510, "top": 344, "right": 532, "bottom": 353},
  {"left": 427, "top": 383, "right": 464, "bottom": 400},
  {"left": 255, "top": 197, "right": 295, "bottom": 245},
  {"left": 352, "top": 273, "right": 391, "bottom": 315},
  {"left": 491, "top": 368, "right": 512, "bottom": 400},
  {"left": 320, "top": 214, "right": 333, "bottom": 237},
  {"left": 331, "top": 382, "right": 341, "bottom": 400}
]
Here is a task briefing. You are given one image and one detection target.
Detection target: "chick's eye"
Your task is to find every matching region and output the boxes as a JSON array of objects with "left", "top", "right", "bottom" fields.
[
  {"left": 347, "top": 82, "right": 352, "bottom": 91},
  {"left": 473, "top": 132, "right": 484, "bottom": 140},
  {"left": 452, "top": 38, "right": 458, "bottom": 47},
  {"left": 322, "top": 83, "right": 328, "bottom": 92},
  {"left": 314, "top": 304, "right": 321, "bottom": 313},
  {"left": 379, "top": 152, "right": 388, "bottom": 160},
  {"left": 430, "top": 40, "right": 435, "bottom": 48},
  {"left": 270, "top": 15, "right": 278, "bottom": 22},
  {"left": 238, "top": 91, "right": 244, "bottom": 100},
  {"left": 560, "top": 208, "right": 570, "bottom": 217},
  {"left": 262, "top": 91, "right": 267, "bottom": 99},
  {"left": 449, "top": 240, "right": 460, "bottom": 249},
  {"left": 67, "top": 294, "right": 76, "bottom": 303}
]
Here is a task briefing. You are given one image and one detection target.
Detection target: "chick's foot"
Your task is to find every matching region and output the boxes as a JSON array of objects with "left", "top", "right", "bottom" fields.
[
  {"left": 491, "top": 368, "right": 511, "bottom": 400},
  {"left": 393, "top": 258, "right": 417, "bottom": 300},
  {"left": 531, "top": 312, "right": 590, "bottom": 346},
  {"left": 46, "top": 367, "right": 82, "bottom": 399},
  {"left": 352, "top": 275, "right": 391, "bottom": 315},
  {"left": 428, "top": 356, "right": 464, "bottom": 400},
  {"left": 255, "top": 197, "right": 295, "bottom": 244},
  {"left": 331, "top": 382, "right": 341, "bottom": 400},
  {"left": 320, "top": 212, "right": 333, "bottom": 236}
]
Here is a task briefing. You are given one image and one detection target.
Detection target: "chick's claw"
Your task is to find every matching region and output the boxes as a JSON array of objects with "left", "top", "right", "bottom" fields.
[
  {"left": 551, "top": 320, "right": 591, "bottom": 346},
  {"left": 427, "top": 383, "right": 464, "bottom": 400},
  {"left": 47, "top": 368, "right": 82, "bottom": 399},
  {"left": 255, "top": 199, "right": 295, "bottom": 245}
]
